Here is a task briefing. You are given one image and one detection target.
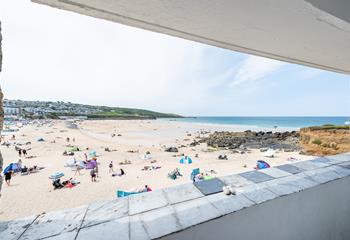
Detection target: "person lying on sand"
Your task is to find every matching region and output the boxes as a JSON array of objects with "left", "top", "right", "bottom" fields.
[
  {"left": 143, "top": 185, "right": 152, "bottom": 192},
  {"left": 63, "top": 151, "right": 74, "bottom": 156},
  {"left": 119, "top": 160, "right": 132, "bottom": 165},
  {"left": 112, "top": 168, "right": 125, "bottom": 177}
]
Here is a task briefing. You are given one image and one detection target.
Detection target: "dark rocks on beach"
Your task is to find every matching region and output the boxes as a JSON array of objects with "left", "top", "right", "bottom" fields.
[
  {"left": 204, "top": 131, "right": 301, "bottom": 152},
  {"left": 165, "top": 147, "right": 179, "bottom": 153},
  {"left": 190, "top": 140, "right": 200, "bottom": 147}
]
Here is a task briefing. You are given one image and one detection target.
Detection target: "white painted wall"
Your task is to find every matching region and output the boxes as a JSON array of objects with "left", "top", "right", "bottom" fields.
[{"left": 162, "top": 177, "right": 350, "bottom": 240}]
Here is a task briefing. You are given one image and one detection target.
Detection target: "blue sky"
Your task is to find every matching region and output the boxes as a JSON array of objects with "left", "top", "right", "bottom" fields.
[{"left": 0, "top": 1, "right": 349, "bottom": 116}]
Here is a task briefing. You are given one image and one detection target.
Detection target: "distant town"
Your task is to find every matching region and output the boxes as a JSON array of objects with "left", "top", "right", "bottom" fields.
[{"left": 3, "top": 99, "right": 181, "bottom": 120}]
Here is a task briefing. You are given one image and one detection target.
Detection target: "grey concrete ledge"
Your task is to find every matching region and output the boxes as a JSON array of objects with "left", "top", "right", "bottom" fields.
[{"left": 1, "top": 152, "right": 349, "bottom": 240}]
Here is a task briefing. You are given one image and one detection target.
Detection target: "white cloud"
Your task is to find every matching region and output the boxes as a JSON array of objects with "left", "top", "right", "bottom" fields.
[{"left": 229, "top": 55, "right": 286, "bottom": 87}]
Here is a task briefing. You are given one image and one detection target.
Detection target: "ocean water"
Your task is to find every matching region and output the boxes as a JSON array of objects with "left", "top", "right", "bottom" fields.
[{"left": 161, "top": 117, "right": 350, "bottom": 128}]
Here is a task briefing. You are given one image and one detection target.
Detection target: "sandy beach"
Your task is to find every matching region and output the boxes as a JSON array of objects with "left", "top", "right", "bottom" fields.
[{"left": 0, "top": 120, "right": 314, "bottom": 220}]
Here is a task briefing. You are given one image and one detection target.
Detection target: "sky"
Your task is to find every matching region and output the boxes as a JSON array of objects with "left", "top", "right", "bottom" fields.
[{"left": 0, "top": 1, "right": 349, "bottom": 116}]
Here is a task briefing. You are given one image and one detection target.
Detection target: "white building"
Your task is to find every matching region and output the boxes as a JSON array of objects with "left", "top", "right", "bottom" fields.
[{"left": 4, "top": 106, "right": 21, "bottom": 116}]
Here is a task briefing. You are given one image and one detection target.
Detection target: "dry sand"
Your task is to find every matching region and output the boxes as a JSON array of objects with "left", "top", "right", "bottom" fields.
[{"left": 0, "top": 120, "right": 314, "bottom": 220}]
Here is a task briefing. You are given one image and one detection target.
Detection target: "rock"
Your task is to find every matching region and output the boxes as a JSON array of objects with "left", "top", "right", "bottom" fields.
[
  {"left": 299, "top": 150, "right": 306, "bottom": 155},
  {"left": 165, "top": 147, "right": 178, "bottom": 152},
  {"left": 218, "top": 154, "right": 228, "bottom": 160},
  {"left": 202, "top": 130, "right": 301, "bottom": 152}
]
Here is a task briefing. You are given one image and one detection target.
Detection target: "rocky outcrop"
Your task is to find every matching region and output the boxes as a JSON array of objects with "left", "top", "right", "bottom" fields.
[
  {"left": 165, "top": 146, "right": 179, "bottom": 152},
  {"left": 204, "top": 130, "right": 301, "bottom": 152},
  {"left": 300, "top": 126, "right": 350, "bottom": 156}
]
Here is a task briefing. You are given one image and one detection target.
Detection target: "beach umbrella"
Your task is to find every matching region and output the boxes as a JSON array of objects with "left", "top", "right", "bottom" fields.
[
  {"left": 3, "top": 163, "right": 19, "bottom": 173},
  {"left": 76, "top": 160, "right": 86, "bottom": 168},
  {"left": 89, "top": 150, "right": 97, "bottom": 158},
  {"left": 65, "top": 159, "right": 76, "bottom": 167},
  {"left": 49, "top": 172, "right": 64, "bottom": 180}
]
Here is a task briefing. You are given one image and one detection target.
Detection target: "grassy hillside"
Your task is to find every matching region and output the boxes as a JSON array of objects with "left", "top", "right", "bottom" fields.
[
  {"left": 300, "top": 124, "right": 350, "bottom": 156},
  {"left": 86, "top": 107, "right": 182, "bottom": 119}
]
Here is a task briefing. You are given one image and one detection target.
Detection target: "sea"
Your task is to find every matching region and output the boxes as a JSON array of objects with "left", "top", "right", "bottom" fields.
[{"left": 160, "top": 117, "right": 350, "bottom": 129}]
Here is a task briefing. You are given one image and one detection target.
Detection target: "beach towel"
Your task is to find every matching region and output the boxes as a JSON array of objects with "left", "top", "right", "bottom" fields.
[
  {"left": 117, "top": 190, "right": 140, "bottom": 198},
  {"left": 203, "top": 175, "right": 214, "bottom": 180},
  {"left": 68, "top": 146, "right": 79, "bottom": 152}
]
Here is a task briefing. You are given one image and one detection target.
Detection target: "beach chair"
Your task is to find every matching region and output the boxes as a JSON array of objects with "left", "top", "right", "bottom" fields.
[{"left": 190, "top": 168, "right": 200, "bottom": 181}]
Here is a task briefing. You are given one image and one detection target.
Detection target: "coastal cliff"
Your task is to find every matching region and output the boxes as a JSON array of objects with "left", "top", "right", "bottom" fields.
[{"left": 300, "top": 125, "right": 350, "bottom": 156}]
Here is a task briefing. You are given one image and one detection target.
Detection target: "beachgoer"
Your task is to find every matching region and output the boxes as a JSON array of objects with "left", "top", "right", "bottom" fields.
[
  {"left": 17, "top": 159, "right": 22, "bottom": 170},
  {"left": 21, "top": 165, "right": 28, "bottom": 174},
  {"left": 22, "top": 149, "right": 27, "bottom": 157},
  {"left": 143, "top": 185, "right": 152, "bottom": 192},
  {"left": 95, "top": 160, "right": 99, "bottom": 177},
  {"left": 84, "top": 153, "right": 88, "bottom": 161},
  {"left": 18, "top": 149, "right": 22, "bottom": 157},
  {"left": 109, "top": 161, "right": 114, "bottom": 173},
  {"left": 5, "top": 171, "right": 13, "bottom": 186},
  {"left": 74, "top": 163, "right": 81, "bottom": 176},
  {"left": 66, "top": 137, "right": 70, "bottom": 143},
  {"left": 90, "top": 168, "right": 97, "bottom": 182}
]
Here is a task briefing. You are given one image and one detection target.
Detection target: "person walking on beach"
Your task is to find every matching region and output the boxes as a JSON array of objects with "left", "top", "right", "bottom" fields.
[
  {"left": 18, "top": 149, "right": 22, "bottom": 157},
  {"left": 17, "top": 159, "right": 22, "bottom": 170},
  {"left": 5, "top": 171, "right": 13, "bottom": 186},
  {"left": 84, "top": 153, "right": 88, "bottom": 161},
  {"left": 109, "top": 161, "right": 114, "bottom": 173},
  {"left": 74, "top": 163, "right": 81, "bottom": 176},
  {"left": 90, "top": 168, "right": 97, "bottom": 182},
  {"left": 22, "top": 149, "right": 27, "bottom": 157},
  {"left": 66, "top": 137, "right": 70, "bottom": 143}
]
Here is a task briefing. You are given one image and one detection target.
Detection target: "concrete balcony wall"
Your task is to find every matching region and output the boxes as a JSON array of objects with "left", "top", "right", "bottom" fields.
[{"left": 162, "top": 176, "right": 350, "bottom": 240}]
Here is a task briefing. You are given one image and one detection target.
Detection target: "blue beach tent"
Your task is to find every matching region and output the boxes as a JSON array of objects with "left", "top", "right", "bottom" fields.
[
  {"left": 190, "top": 168, "right": 200, "bottom": 181},
  {"left": 180, "top": 156, "right": 193, "bottom": 164},
  {"left": 3, "top": 163, "right": 19, "bottom": 174}
]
